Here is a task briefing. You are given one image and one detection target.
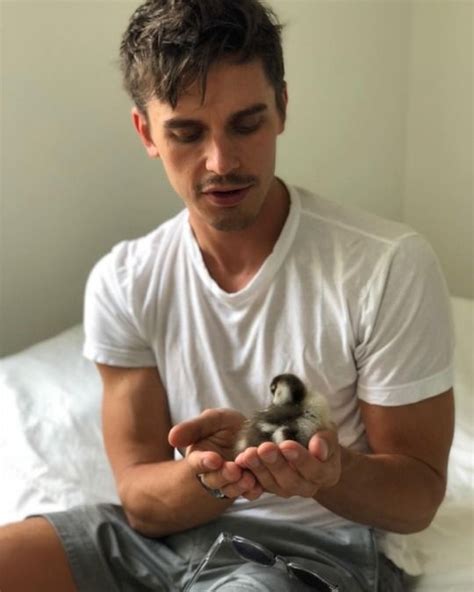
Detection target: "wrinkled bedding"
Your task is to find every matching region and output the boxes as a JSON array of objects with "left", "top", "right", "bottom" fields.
[{"left": 0, "top": 298, "right": 472, "bottom": 589}]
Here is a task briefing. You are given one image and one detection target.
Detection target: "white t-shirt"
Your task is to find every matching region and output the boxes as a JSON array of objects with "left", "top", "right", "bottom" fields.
[{"left": 84, "top": 184, "right": 454, "bottom": 531}]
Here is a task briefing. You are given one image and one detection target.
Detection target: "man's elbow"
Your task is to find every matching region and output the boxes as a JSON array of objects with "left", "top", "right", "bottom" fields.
[
  {"left": 116, "top": 474, "right": 172, "bottom": 537},
  {"left": 395, "top": 475, "right": 447, "bottom": 534}
]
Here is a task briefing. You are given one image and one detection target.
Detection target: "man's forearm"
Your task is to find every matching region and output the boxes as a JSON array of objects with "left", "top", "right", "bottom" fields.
[
  {"left": 118, "top": 458, "right": 233, "bottom": 537},
  {"left": 315, "top": 446, "right": 446, "bottom": 534}
]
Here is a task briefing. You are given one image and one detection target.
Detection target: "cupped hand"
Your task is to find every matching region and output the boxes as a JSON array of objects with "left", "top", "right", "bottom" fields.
[
  {"left": 234, "top": 430, "right": 341, "bottom": 500},
  {"left": 168, "top": 408, "right": 264, "bottom": 500}
]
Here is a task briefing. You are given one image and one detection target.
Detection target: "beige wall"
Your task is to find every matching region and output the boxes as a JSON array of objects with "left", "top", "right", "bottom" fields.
[
  {"left": 403, "top": 0, "right": 473, "bottom": 299},
  {"left": 276, "top": 0, "right": 410, "bottom": 220},
  {"left": 1, "top": 1, "right": 182, "bottom": 356},
  {"left": 0, "top": 0, "right": 472, "bottom": 356}
]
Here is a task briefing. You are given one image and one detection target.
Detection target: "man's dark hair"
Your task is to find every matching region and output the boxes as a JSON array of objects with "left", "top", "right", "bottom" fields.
[{"left": 120, "top": 0, "right": 285, "bottom": 118}]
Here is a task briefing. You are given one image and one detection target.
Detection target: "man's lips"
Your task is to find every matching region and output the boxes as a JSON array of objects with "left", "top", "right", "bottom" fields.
[
  {"left": 201, "top": 184, "right": 254, "bottom": 206},
  {"left": 202, "top": 184, "right": 253, "bottom": 194}
]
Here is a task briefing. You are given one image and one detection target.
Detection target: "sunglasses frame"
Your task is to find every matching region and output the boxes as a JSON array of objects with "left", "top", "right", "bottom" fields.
[{"left": 183, "top": 531, "right": 339, "bottom": 591}]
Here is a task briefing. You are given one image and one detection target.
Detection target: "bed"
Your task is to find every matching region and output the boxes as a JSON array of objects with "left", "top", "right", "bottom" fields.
[{"left": 1, "top": 297, "right": 472, "bottom": 590}]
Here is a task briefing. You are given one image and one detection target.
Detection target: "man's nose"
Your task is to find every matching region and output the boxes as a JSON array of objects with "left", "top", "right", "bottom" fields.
[{"left": 205, "top": 135, "right": 240, "bottom": 175}]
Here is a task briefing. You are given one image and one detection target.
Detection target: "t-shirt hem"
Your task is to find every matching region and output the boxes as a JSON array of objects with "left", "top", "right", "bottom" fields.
[
  {"left": 83, "top": 343, "right": 157, "bottom": 368},
  {"left": 357, "top": 365, "right": 454, "bottom": 406}
]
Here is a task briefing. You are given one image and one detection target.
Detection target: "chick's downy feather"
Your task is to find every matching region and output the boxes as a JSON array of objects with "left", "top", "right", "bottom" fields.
[{"left": 234, "top": 374, "right": 332, "bottom": 454}]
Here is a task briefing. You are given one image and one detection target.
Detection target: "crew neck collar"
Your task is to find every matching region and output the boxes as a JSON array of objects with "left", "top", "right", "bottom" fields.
[{"left": 183, "top": 183, "right": 301, "bottom": 305}]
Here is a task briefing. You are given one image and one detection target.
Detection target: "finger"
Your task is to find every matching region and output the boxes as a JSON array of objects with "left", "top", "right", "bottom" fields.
[
  {"left": 278, "top": 441, "right": 308, "bottom": 467},
  {"left": 219, "top": 469, "right": 258, "bottom": 499},
  {"left": 285, "top": 433, "right": 341, "bottom": 489},
  {"left": 235, "top": 446, "right": 271, "bottom": 477},
  {"left": 197, "top": 461, "right": 253, "bottom": 493},
  {"left": 234, "top": 446, "right": 259, "bottom": 469},
  {"left": 168, "top": 408, "right": 239, "bottom": 448},
  {"left": 241, "top": 483, "right": 265, "bottom": 501},
  {"left": 280, "top": 441, "right": 323, "bottom": 482},
  {"left": 245, "top": 443, "right": 285, "bottom": 493},
  {"left": 185, "top": 449, "right": 224, "bottom": 476},
  {"left": 235, "top": 449, "right": 275, "bottom": 495},
  {"left": 199, "top": 461, "right": 242, "bottom": 489},
  {"left": 198, "top": 463, "right": 257, "bottom": 499},
  {"left": 257, "top": 443, "right": 314, "bottom": 496}
]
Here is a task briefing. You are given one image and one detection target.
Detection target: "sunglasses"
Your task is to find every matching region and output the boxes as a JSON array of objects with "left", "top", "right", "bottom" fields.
[{"left": 183, "top": 531, "right": 339, "bottom": 591}]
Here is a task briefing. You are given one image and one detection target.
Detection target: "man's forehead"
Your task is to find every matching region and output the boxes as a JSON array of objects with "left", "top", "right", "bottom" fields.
[{"left": 147, "top": 59, "right": 275, "bottom": 122}]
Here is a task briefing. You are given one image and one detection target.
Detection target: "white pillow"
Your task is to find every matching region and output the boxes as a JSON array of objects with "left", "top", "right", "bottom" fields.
[{"left": 0, "top": 326, "right": 118, "bottom": 525}]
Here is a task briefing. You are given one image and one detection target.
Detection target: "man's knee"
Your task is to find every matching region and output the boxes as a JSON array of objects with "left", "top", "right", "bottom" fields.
[{"left": 0, "top": 517, "right": 77, "bottom": 592}]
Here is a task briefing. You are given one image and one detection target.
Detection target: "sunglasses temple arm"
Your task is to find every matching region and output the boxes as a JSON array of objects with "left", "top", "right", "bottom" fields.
[{"left": 183, "top": 534, "right": 224, "bottom": 592}]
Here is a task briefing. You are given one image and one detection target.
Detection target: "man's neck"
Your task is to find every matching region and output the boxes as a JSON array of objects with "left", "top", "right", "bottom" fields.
[{"left": 190, "top": 179, "right": 290, "bottom": 293}]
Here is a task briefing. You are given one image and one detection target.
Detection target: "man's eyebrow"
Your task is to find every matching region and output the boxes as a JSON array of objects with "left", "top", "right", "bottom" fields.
[
  {"left": 229, "top": 103, "right": 268, "bottom": 123},
  {"left": 164, "top": 118, "right": 202, "bottom": 130},
  {"left": 163, "top": 103, "right": 268, "bottom": 130}
]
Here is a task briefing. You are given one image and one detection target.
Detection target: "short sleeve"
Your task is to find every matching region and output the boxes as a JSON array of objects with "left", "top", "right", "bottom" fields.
[
  {"left": 83, "top": 245, "right": 156, "bottom": 368},
  {"left": 355, "top": 234, "right": 455, "bottom": 405}
]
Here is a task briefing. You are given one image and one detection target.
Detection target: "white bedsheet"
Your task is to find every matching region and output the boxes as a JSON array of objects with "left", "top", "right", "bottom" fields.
[
  {"left": 0, "top": 326, "right": 118, "bottom": 521},
  {"left": 0, "top": 297, "right": 473, "bottom": 589}
]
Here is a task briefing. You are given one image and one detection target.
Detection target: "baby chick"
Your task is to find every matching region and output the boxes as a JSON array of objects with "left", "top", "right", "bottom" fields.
[{"left": 234, "top": 373, "right": 332, "bottom": 454}]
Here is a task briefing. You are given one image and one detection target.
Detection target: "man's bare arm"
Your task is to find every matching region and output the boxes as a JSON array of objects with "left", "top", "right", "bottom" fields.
[
  {"left": 98, "top": 364, "right": 257, "bottom": 537},
  {"left": 232, "top": 390, "right": 454, "bottom": 534},
  {"left": 314, "top": 389, "right": 454, "bottom": 533}
]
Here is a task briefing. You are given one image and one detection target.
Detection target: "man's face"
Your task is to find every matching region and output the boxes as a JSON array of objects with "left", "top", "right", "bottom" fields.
[{"left": 133, "top": 59, "right": 287, "bottom": 233}]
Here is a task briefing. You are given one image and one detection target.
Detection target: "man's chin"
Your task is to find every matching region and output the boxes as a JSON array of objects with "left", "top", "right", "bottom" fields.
[{"left": 209, "top": 212, "right": 258, "bottom": 232}]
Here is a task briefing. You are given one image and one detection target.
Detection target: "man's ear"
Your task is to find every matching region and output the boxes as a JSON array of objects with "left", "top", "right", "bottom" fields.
[{"left": 131, "top": 107, "right": 160, "bottom": 159}]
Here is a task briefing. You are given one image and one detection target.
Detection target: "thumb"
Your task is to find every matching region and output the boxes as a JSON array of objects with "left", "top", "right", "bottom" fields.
[
  {"left": 168, "top": 408, "right": 244, "bottom": 448},
  {"left": 168, "top": 408, "right": 224, "bottom": 448},
  {"left": 309, "top": 430, "right": 337, "bottom": 461}
]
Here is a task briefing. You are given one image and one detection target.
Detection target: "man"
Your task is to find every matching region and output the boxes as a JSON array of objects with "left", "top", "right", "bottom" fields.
[{"left": 0, "top": 1, "right": 454, "bottom": 590}]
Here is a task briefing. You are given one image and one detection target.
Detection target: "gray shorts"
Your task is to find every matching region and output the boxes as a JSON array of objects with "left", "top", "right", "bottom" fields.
[{"left": 40, "top": 504, "right": 408, "bottom": 592}]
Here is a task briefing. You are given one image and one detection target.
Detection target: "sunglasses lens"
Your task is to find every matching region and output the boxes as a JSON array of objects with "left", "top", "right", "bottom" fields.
[
  {"left": 232, "top": 539, "right": 275, "bottom": 567},
  {"left": 289, "top": 565, "right": 334, "bottom": 591}
]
